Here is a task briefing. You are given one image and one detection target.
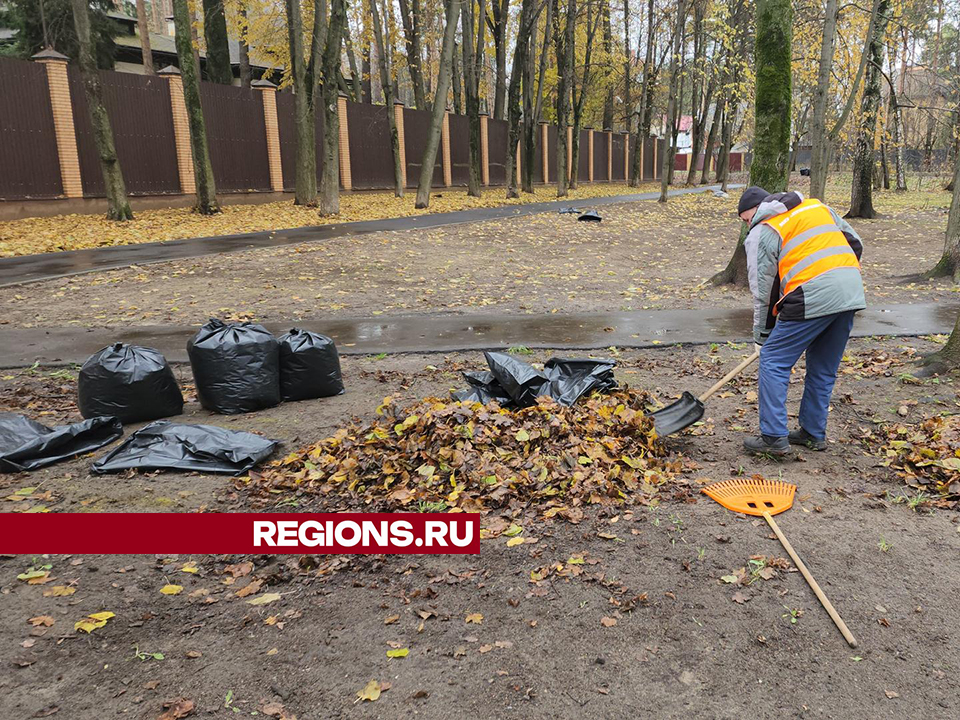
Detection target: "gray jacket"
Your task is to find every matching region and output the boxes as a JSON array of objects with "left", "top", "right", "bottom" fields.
[{"left": 745, "top": 191, "right": 865, "bottom": 344}]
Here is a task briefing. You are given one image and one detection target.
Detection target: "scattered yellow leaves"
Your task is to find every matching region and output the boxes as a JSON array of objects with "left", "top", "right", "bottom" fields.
[
  {"left": 160, "top": 584, "right": 183, "bottom": 596},
  {"left": 28, "top": 615, "right": 55, "bottom": 627},
  {"left": 465, "top": 613, "right": 483, "bottom": 624},
  {"left": 74, "top": 611, "right": 115, "bottom": 633},
  {"left": 247, "top": 592, "right": 282, "bottom": 606},
  {"left": 356, "top": 679, "right": 382, "bottom": 702},
  {"left": 180, "top": 562, "right": 199, "bottom": 574},
  {"left": 386, "top": 648, "right": 409, "bottom": 658},
  {"left": 506, "top": 536, "right": 525, "bottom": 547},
  {"left": 43, "top": 586, "right": 76, "bottom": 597}
]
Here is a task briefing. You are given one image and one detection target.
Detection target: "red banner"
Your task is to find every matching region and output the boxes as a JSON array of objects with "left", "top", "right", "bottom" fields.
[{"left": 0, "top": 513, "right": 480, "bottom": 554}]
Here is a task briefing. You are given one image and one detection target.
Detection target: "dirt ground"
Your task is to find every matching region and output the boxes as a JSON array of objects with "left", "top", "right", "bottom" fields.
[
  {"left": 2, "top": 340, "right": 959, "bottom": 719},
  {"left": 0, "top": 179, "right": 954, "bottom": 329}
]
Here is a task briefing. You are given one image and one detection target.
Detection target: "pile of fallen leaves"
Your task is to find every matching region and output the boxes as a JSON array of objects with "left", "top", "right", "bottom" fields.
[
  {"left": 247, "top": 388, "right": 684, "bottom": 517},
  {"left": 877, "top": 415, "right": 960, "bottom": 507}
]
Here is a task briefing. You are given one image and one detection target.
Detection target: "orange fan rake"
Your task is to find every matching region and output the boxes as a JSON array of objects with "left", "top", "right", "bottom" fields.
[{"left": 702, "top": 478, "right": 858, "bottom": 648}]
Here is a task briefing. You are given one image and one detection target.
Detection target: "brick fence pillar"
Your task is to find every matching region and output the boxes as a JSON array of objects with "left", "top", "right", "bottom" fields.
[
  {"left": 515, "top": 139, "right": 521, "bottom": 185},
  {"left": 587, "top": 129, "right": 594, "bottom": 182},
  {"left": 394, "top": 101, "right": 407, "bottom": 187},
  {"left": 624, "top": 133, "right": 630, "bottom": 181},
  {"left": 540, "top": 122, "right": 548, "bottom": 183},
  {"left": 337, "top": 93, "right": 352, "bottom": 190},
  {"left": 442, "top": 110, "right": 452, "bottom": 187},
  {"left": 33, "top": 49, "right": 83, "bottom": 199},
  {"left": 480, "top": 112, "right": 489, "bottom": 185},
  {"left": 158, "top": 65, "right": 195, "bottom": 195},
  {"left": 566, "top": 126, "right": 572, "bottom": 180},
  {"left": 253, "top": 79, "right": 283, "bottom": 192},
  {"left": 606, "top": 130, "right": 612, "bottom": 181},
  {"left": 653, "top": 138, "right": 658, "bottom": 179}
]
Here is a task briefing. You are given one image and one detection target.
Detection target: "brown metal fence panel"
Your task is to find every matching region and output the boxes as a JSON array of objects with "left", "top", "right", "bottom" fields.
[
  {"left": 547, "top": 125, "right": 557, "bottom": 183},
  {"left": 643, "top": 137, "right": 655, "bottom": 179},
  {"left": 577, "top": 129, "right": 590, "bottom": 181},
  {"left": 313, "top": 105, "right": 327, "bottom": 186},
  {"left": 594, "top": 132, "right": 609, "bottom": 181},
  {"left": 0, "top": 58, "right": 62, "bottom": 200},
  {"left": 611, "top": 134, "right": 625, "bottom": 181},
  {"left": 448, "top": 113, "right": 470, "bottom": 186},
  {"left": 487, "top": 117, "right": 508, "bottom": 185},
  {"left": 532, "top": 125, "right": 544, "bottom": 183},
  {"left": 275, "top": 91, "right": 296, "bottom": 191},
  {"left": 730, "top": 152, "right": 742, "bottom": 172},
  {"left": 200, "top": 82, "right": 271, "bottom": 193},
  {"left": 403, "top": 107, "right": 442, "bottom": 188},
  {"left": 348, "top": 101, "right": 396, "bottom": 189}
]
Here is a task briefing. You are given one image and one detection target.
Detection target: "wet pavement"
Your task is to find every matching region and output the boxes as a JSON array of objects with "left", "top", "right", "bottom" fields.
[
  {"left": 0, "top": 303, "right": 952, "bottom": 368},
  {"left": 0, "top": 185, "right": 739, "bottom": 287}
]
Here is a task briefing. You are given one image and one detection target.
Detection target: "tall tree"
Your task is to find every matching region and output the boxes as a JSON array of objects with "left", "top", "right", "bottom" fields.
[
  {"left": 552, "top": 0, "right": 574, "bottom": 197},
  {"left": 319, "top": 0, "right": 347, "bottom": 214},
  {"left": 202, "top": 0, "right": 232, "bottom": 84},
  {"left": 846, "top": 0, "right": 890, "bottom": 219},
  {"left": 629, "top": 0, "right": 654, "bottom": 186},
  {"left": 237, "top": 1, "right": 252, "bottom": 88},
  {"left": 415, "top": 0, "right": 461, "bottom": 208},
  {"left": 135, "top": 0, "right": 154, "bottom": 74},
  {"left": 709, "top": 0, "right": 792, "bottom": 284},
  {"left": 506, "top": 0, "right": 537, "bottom": 198},
  {"left": 685, "top": 0, "right": 708, "bottom": 185},
  {"left": 622, "top": 0, "right": 631, "bottom": 134},
  {"left": 570, "top": 0, "right": 602, "bottom": 190},
  {"left": 887, "top": 37, "right": 906, "bottom": 192},
  {"left": 172, "top": 0, "right": 219, "bottom": 214},
  {"left": 521, "top": 26, "right": 535, "bottom": 192},
  {"left": 462, "top": 0, "right": 486, "bottom": 197},
  {"left": 8, "top": 0, "right": 118, "bottom": 68},
  {"left": 601, "top": 0, "right": 614, "bottom": 130},
  {"left": 397, "top": 0, "right": 427, "bottom": 110},
  {"left": 807, "top": 0, "right": 838, "bottom": 200},
  {"left": 488, "top": 0, "right": 510, "bottom": 119},
  {"left": 69, "top": 0, "right": 132, "bottom": 221},
  {"left": 284, "top": 0, "right": 317, "bottom": 205},
  {"left": 659, "top": 0, "right": 686, "bottom": 202},
  {"left": 343, "top": 22, "right": 363, "bottom": 102},
  {"left": 370, "top": 0, "right": 404, "bottom": 196}
]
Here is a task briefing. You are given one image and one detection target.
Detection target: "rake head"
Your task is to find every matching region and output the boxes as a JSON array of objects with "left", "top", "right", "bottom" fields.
[{"left": 702, "top": 477, "right": 796, "bottom": 517}]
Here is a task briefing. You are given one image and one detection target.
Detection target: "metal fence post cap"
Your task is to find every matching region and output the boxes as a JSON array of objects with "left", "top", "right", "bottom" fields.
[
  {"left": 32, "top": 48, "right": 69, "bottom": 62},
  {"left": 252, "top": 79, "right": 277, "bottom": 90},
  {"left": 157, "top": 65, "right": 181, "bottom": 76},
  {"left": 394, "top": 100, "right": 406, "bottom": 106}
]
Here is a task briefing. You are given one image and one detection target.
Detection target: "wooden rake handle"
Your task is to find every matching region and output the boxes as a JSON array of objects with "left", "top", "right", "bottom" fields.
[
  {"left": 763, "top": 512, "right": 859, "bottom": 648},
  {"left": 698, "top": 350, "right": 760, "bottom": 403}
]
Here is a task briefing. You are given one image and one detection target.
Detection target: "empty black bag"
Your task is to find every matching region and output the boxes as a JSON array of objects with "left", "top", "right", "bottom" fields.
[
  {"left": 91, "top": 420, "right": 278, "bottom": 475},
  {"left": 0, "top": 413, "right": 123, "bottom": 473},
  {"left": 187, "top": 319, "right": 280, "bottom": 415},
  {"left": 278, "top": 328, "right": 344, "bottom": 401},
  {"left": 78, "top": 343, "right": 184, "bottom": 424}
]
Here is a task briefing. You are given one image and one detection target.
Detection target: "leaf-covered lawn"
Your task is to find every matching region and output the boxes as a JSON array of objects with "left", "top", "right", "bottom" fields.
[{"left": 0, "top": 183, "right": 664, "bottom": 257}]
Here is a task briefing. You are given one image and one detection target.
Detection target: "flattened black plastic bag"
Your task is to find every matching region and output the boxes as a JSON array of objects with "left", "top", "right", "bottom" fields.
[
  {"left": 454, "top": 353, "right": 617, "bottom": 408},
  {"left": 187, "top": 319, "right": 280, "bottom": 415},
  {"left": 91, "top": 420, "right": 278, "bottom": 475},
  {"left": 577, "top": 210, "right": 602, "bottom": 222},
  {"left": 78, "top": 343, "right": 184, "bottom": 423},
  {"left": 278, "top": 328, "right": 344, "bottom": 402},
  {"left": 0, "top": 413, "right": 123, "bottom": 473}
]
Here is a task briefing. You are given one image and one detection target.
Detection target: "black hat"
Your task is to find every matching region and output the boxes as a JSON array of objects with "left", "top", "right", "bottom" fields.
[{"left": 737, "top": 186, "right": 769, "bottom": 215}]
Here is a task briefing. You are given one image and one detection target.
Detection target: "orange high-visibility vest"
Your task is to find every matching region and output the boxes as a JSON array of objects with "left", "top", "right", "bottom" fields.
[{"left": 762, "top": 198, "right": 860, "bottom": 312}]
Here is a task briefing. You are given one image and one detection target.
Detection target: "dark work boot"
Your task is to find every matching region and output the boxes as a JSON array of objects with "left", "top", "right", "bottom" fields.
[
  {"left": 743, "top": 434, "right": 790, "bottom": 457},
  {"left": 788, "top": 427, "right": 827, "bottom": 451}
]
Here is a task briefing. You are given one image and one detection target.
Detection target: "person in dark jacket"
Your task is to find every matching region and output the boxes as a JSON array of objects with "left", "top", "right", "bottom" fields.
[{"left": 738, "top": 186, "right": 865, "bottom": 455}]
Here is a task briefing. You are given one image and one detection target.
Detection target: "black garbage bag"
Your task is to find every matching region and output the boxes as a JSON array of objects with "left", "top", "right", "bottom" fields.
[
  {"left": 187, "top": 319, "right": 280, "bottom": 414},
  {"left": 78, "top": 343, "right": 184, "bottom": 423},
  {"left": 278, "top": 328, "right": 344, "bottom": 401},
  {"left": 0, "top": 413, "right": 123, "bottom": 473},
  {"left": 91, "top": 420, "right": 278, "bottom": 476},
  {"left": 455, "top": 353, "right": 617, "bottom": 408},
  {"left": 577, "top": 210, "right": 602, "bottom": 222},
  {"left": 542, "top": 357, "right": 617, "bottom": 406}
]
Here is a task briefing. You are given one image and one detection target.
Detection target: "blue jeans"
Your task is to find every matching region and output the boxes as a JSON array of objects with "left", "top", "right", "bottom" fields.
[{"left": 758, "top": 310, "right": 856, "bottom": 439}]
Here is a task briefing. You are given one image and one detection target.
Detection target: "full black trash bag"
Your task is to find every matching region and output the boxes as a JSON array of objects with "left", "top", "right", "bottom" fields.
[
  {"left": 454, "top": 353, "right": 617, "bottom": 408},
  {"left": 91, "top": 420, "right": 278, "bottom": 475},
  {"left": 187, "top": 319, "right": 280, "bottom": 415},
  {"left": 0, "top": 413, "right": 122, "bottom": 473},
  {"left": 78, "top": 343, "right": 184, "bottom": 423},
  {"left": 278, "top": 328, "right": 344, "bottom": 402}
]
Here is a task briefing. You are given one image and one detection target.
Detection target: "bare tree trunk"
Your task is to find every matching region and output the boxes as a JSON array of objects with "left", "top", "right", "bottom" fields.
[
  {"left": 462, "top": 0, "right": 486, "bottom": 197},
  {"left": 370, "top": 0, "right": 403, "bottom": 196},
  {"left": 490, "top": 0, "right": 510, "bottom": 120},
  {"left": 70, "top": 0, "right": 133, "bottom": 220},
  {"left": 202, "top": 0, "right": 232, "bottom": 84},
  {"left": 659, "top": 0, "right": 685, "bottom": 203},
  {"left": 923, "top": 126, "right": 960, "bottom": 282},
  {"left": 887, "top": 41, "right": 906, "bottom": 192},
  {"left": 630, "top": 0, "right": 654, "bottom": 186},
  {"left": 415, "top": 0, "right": 461, "bottom": 208},
  {"left": 847, "top": 0, "right": 890, "bottom": 219},
  {"left": 787, "top": 103, "right": 808, "bottom": 173},
  {"left": 808, "top": 0, "right": 838, "bottom": 199},
  {"left": 172, "top": 0, "right": 219, "bottom": 214},
  {"left": 522, "top": 30, "right": 535, "bottom": 193},
  {"left": 685, "top": 0, "right": 706, "bottom": 186},
  {"left": 506, "top": 0, "right": 536, "bottom": 198},
  {"left": 238, "top": 2, "right": 252, "bottom": 88},
  {"left": 718, "top": 106, "right": 732, "bottom": 191},
  {"left": 136, "top": 0, "right": 154, "bottom": 74},
  {"left": 361, "top": 39, "right": 372, "bottom": 102},
  {"left": 551, "top": 0, "right": 570, "bottom": 197},
  {"left": 319, "top": 0, "right": 347, "bottom": 215},
  {"left": 700, "top": 92, "right": 723, "bottom": 184},
  {"left": 566, "top": 0, "right": 581, "bottom": 190},
  {"left": 398, "top": 0, "right": 427, "bottom": 110},
  {"left": 602, "top": 0, "right": 614, "bottom": 130},
  {"left": 285, "top": 0, "right": 317, "bottom": 205},
  {"left": 452, "top": 41, "right": 463, "bottom": 113},
  {"left": 343, "top": 22, "right": 363, "bottom": 102},
  {"left": 623, "top": 0, "right": 631, "bottom": 134}
]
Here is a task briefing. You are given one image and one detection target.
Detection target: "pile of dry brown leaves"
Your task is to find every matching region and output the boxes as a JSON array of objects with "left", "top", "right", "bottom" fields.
[
  {"left": 246, "top": 388, "right": 685, "bottom": 518},
  {"left": 877, "top": 415, "right": 960, "bottom": 508}
]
